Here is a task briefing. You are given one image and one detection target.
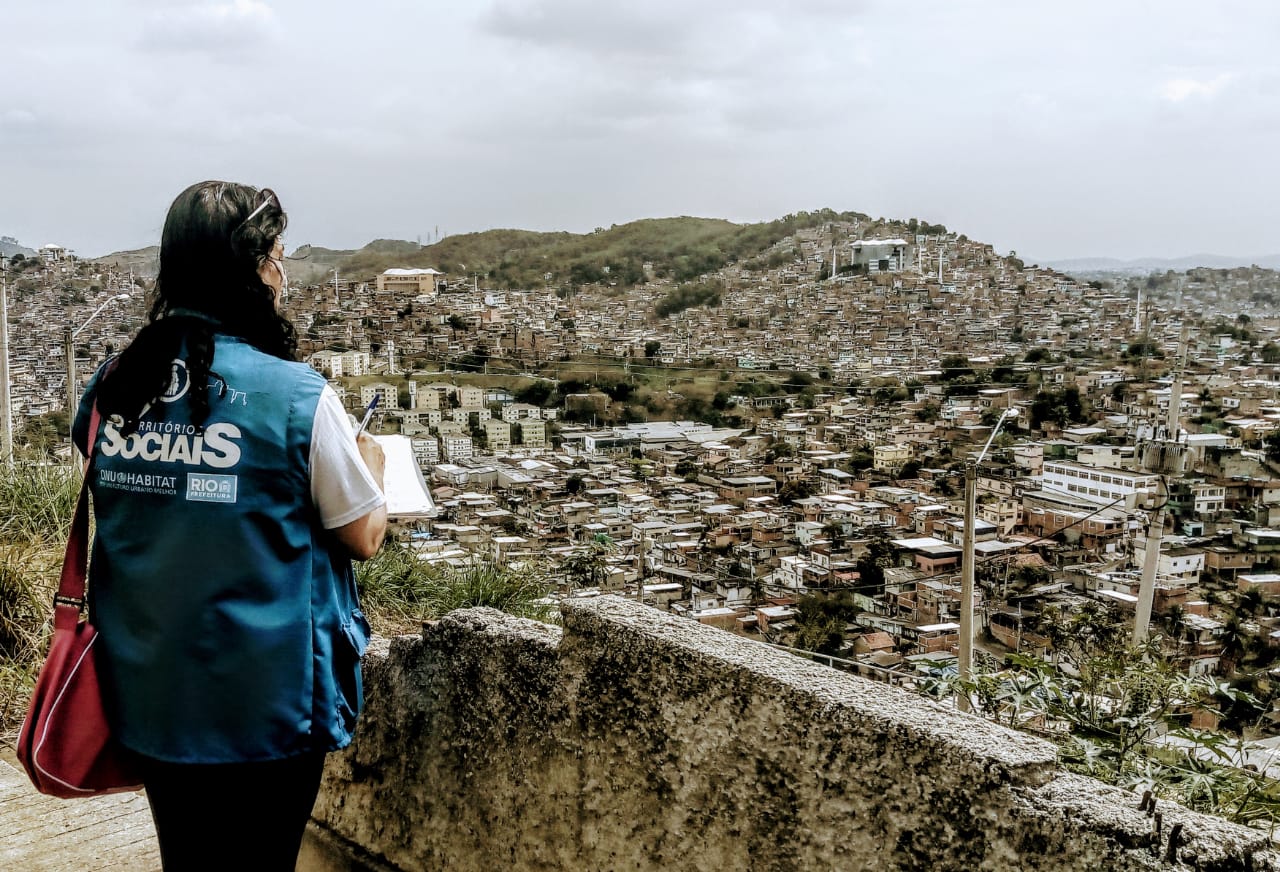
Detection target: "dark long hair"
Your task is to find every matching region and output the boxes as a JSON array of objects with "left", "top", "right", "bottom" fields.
[{"left": 97, "top": 181, "right": 299, "bottom": 433}]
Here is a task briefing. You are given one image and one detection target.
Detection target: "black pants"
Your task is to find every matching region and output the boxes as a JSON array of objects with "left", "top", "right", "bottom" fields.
[{"left": 139, "top": 751, "right": 327, "bottom": 872}]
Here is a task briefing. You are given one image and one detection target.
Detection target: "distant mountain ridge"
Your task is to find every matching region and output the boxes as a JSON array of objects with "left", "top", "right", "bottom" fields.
[
  {"left": 1043, "top": 253, "right": 1280, "bottom": 274},
  {"left": 90, "top": 246, "right": 160, "bottom": 277},
  {"left": 0, "top": 237, "right": 35, "bottom": 259}
]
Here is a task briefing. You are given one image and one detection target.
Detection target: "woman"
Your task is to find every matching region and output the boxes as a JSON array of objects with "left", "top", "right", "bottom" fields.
[{"left": 72, "top": 180, "right": 387, "bottom": 870}]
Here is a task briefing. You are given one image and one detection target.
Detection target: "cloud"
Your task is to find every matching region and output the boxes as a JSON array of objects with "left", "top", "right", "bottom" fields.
[
  {"left": 137, "top": 0, "right": 279, "bottom": 57},
  {"left": 0, "top": 109, "right": 37, "bottom": 126},
  {"left": 1160, "top": 73, "right": 1233, "bottom": 102}
]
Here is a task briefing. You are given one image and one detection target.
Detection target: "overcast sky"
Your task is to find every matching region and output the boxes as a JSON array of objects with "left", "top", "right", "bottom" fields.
[{"left": 2, "top": 1, "right": 1277, "bottom": 261}]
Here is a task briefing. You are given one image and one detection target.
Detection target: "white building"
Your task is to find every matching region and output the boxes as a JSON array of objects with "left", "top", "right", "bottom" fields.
[
  {"left": 483, "top": 419, "right": 511, "bottom": 453},
  {"left": 340, "top": 350, "right": 372, "bottom": 377},
  {"left": 411, "top": 437, "right": 440, "bottom": 467},
  {"left": 443, "top": 434, "right": 474, "bottom": 461},
  {"left": 376, "top": 268, "right": 442, "bottom": 294},
  {"left": 502, "top": 403, "right": 542, "bottom": 423},
  {"left": 518, "top": 419, "right": 546, "bottom": 448},
  {"left": 360, "top": 382, "right": 400, "bottom": 411},
  {"left": 1133, "top": 540, "right": 1206, "bottom": 584},
  {"left": 849, "top": 238, "right": 908, "bottom": 273},
  {"left": 1041, "top": 460, "right": 1159, "bottom": 510},
  {"left": 309, "top": 350, "right": 343, "bottom": 378}
]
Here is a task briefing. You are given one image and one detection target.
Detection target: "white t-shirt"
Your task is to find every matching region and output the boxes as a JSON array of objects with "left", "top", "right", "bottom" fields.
[{"left": 310, "top": 385, "right": 386, "bottom": 529}]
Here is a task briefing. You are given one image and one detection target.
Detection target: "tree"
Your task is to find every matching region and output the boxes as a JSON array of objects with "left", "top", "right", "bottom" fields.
[
  {"left": 1030, "top": 386, "right": 1087, "bottom": 430},
  {"left": 778, "top": 478, "right": 819, "bottom": 504},
  {"left": 1218, "top": 614, "right": 1256, "bottom": 676},
  {"left": 792, "top": 594, "right": 859, "bottom": 656},
  {"left": 1265, "top": 431, "right": 1280, "bottom": 464},
  {"left": 766, "top": 440, "right": 795, "bottom": 462},
  {"left": 914, "top": 403, "right": 939, "bottom": 423},
  {"left": 562, "top": 535, "right": 614, "bottom": 591},
  {"left": 1239, "top": 587, "right": 1264, "bottom": 617},
  {"left": 644, "top": 340, "right": 661, "bottom": 359},
  {"left": 821, "top": 522, "right": 847, "bottom": 549},
  {"left": 939, "top": 355, "right": 973, "bottom": 382}
]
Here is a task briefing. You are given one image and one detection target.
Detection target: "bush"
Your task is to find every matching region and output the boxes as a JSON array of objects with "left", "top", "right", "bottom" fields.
[
  {"left": 0, "top": 543, "right": 61, "bottom": 738},
  {"left": 654, "top": 280, "right": 723, "bottom": 318},
  {"left": 0, "top": 461, "right": 78, "bottom": 545},
  {"left": 356, "top": 546, "right": 556, "bottom": 632}
]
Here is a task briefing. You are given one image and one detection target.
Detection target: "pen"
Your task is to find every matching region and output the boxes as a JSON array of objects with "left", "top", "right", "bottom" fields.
[{"left": 356, "top": 395, "right": 380, "bottom": 435}]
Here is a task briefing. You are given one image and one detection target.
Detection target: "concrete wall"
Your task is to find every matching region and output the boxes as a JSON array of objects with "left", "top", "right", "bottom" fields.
[{"left": 313, "top": 597, "right": 1280, "bottom": 871}]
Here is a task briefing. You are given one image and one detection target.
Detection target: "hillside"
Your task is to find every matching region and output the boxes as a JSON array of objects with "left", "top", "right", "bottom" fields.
[
  {"left": 0, "top": 237, "right": 34, "bottom": 259},
  {"left": 89, "top": 245, "right": 159, "bottom": 277},
  {"left": 89, "top": 208, "right": 905, "bottom": 290},
  {"left": 283, "top": 210, "right": 872, "bottom": 291}
]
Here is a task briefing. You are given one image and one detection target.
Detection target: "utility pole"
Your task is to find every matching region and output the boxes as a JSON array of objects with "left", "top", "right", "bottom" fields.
[
  {"left": 65, "top": 294, "right": 130, "bottom": 463},
  {"left": 958, "top": 461, "right": 977, "bottom": 713},
  {"left": 1133, "top": 323, "right": 1189, "bottom": 645},
  {"left": 65, "top": 327, "right": 76, "bottom": 456},
  {"left": 958, "top": 408, "right": 1017, "bottom": 713},
  {"left": 0, "top": 276, "right": 10, "bottom": 462}
]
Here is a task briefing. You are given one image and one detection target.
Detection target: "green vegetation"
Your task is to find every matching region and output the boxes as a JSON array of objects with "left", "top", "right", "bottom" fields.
[
  {"left": 356, "top": 545, "right": 555, "bottom": 632},
  {"left": 289, "top": 209, "right": 869, "bottom": 291},
  {"left": 0, "top": 458, "right": 555, "bottom": 739},
  {"left": 791, "top": 593, "right": 858, "bottom": 656},
  {"left": 1029, "top": 385, "right": 1088, "bottom": 430},
  {"left": 655, "top": 279, "right": 723, "bottom": 318},
  {"left": 921, "top": 603, "right": 1280, "bottom": 833},
  {"left": 0, "top": 460, "right": 81, "bottom": 738}
]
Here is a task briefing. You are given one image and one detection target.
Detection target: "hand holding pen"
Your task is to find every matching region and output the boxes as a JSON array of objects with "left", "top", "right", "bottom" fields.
[{"left": 356, "top": 395, "right": 380, "bottom": 435}]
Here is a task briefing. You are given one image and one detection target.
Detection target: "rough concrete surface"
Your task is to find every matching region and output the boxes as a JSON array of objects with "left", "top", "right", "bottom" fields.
[
  {"left": 0, "top": 758, "right": 159, "bottom": 871},
  {"left": 312, "top": 596, "right": 1280, "bottom": 871}
]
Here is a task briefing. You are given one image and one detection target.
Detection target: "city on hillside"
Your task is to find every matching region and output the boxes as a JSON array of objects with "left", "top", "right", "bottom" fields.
[{"left": 8, "top": 216, "right": 1280, "bottom": 768}]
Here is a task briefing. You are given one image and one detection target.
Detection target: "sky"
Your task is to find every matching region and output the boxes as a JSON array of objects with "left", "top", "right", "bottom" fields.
[{"left": 2, "top": 1, "right": 1277, "bottom": 261}]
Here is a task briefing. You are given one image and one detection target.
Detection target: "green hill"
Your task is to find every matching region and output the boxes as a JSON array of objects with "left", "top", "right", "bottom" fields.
[
  {"left": 288, "top": 209, "right": 868, "bottom": 291},
  {"left": 94, "top": 208, "right": 876, "bottom": 290}
]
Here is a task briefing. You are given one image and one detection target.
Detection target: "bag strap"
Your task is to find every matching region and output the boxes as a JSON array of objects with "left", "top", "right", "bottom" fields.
[{"left": 53, "top": 401, "right": 101, "bottom": 633}]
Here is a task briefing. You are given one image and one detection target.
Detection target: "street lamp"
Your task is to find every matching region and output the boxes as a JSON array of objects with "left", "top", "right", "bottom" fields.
[
  {"left": 957, "top": 407, "right": 1018, "bottom": 713},
  {"left": 66, "top": 294, "right": 130, "bottom": 456}
]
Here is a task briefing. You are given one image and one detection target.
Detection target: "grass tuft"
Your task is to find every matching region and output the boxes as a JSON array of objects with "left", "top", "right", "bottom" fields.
[
  {"left": 0, "top": 461, "right": 78, "bottom": 545},
  {"left": 356, "top": 544, "right": 556, "bottom": 634}
]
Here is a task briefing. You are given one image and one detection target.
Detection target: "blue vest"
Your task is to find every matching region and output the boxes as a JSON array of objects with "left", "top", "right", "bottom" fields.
[{"left": 74, "top": 336, "right": 370, "bottom": 763}]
